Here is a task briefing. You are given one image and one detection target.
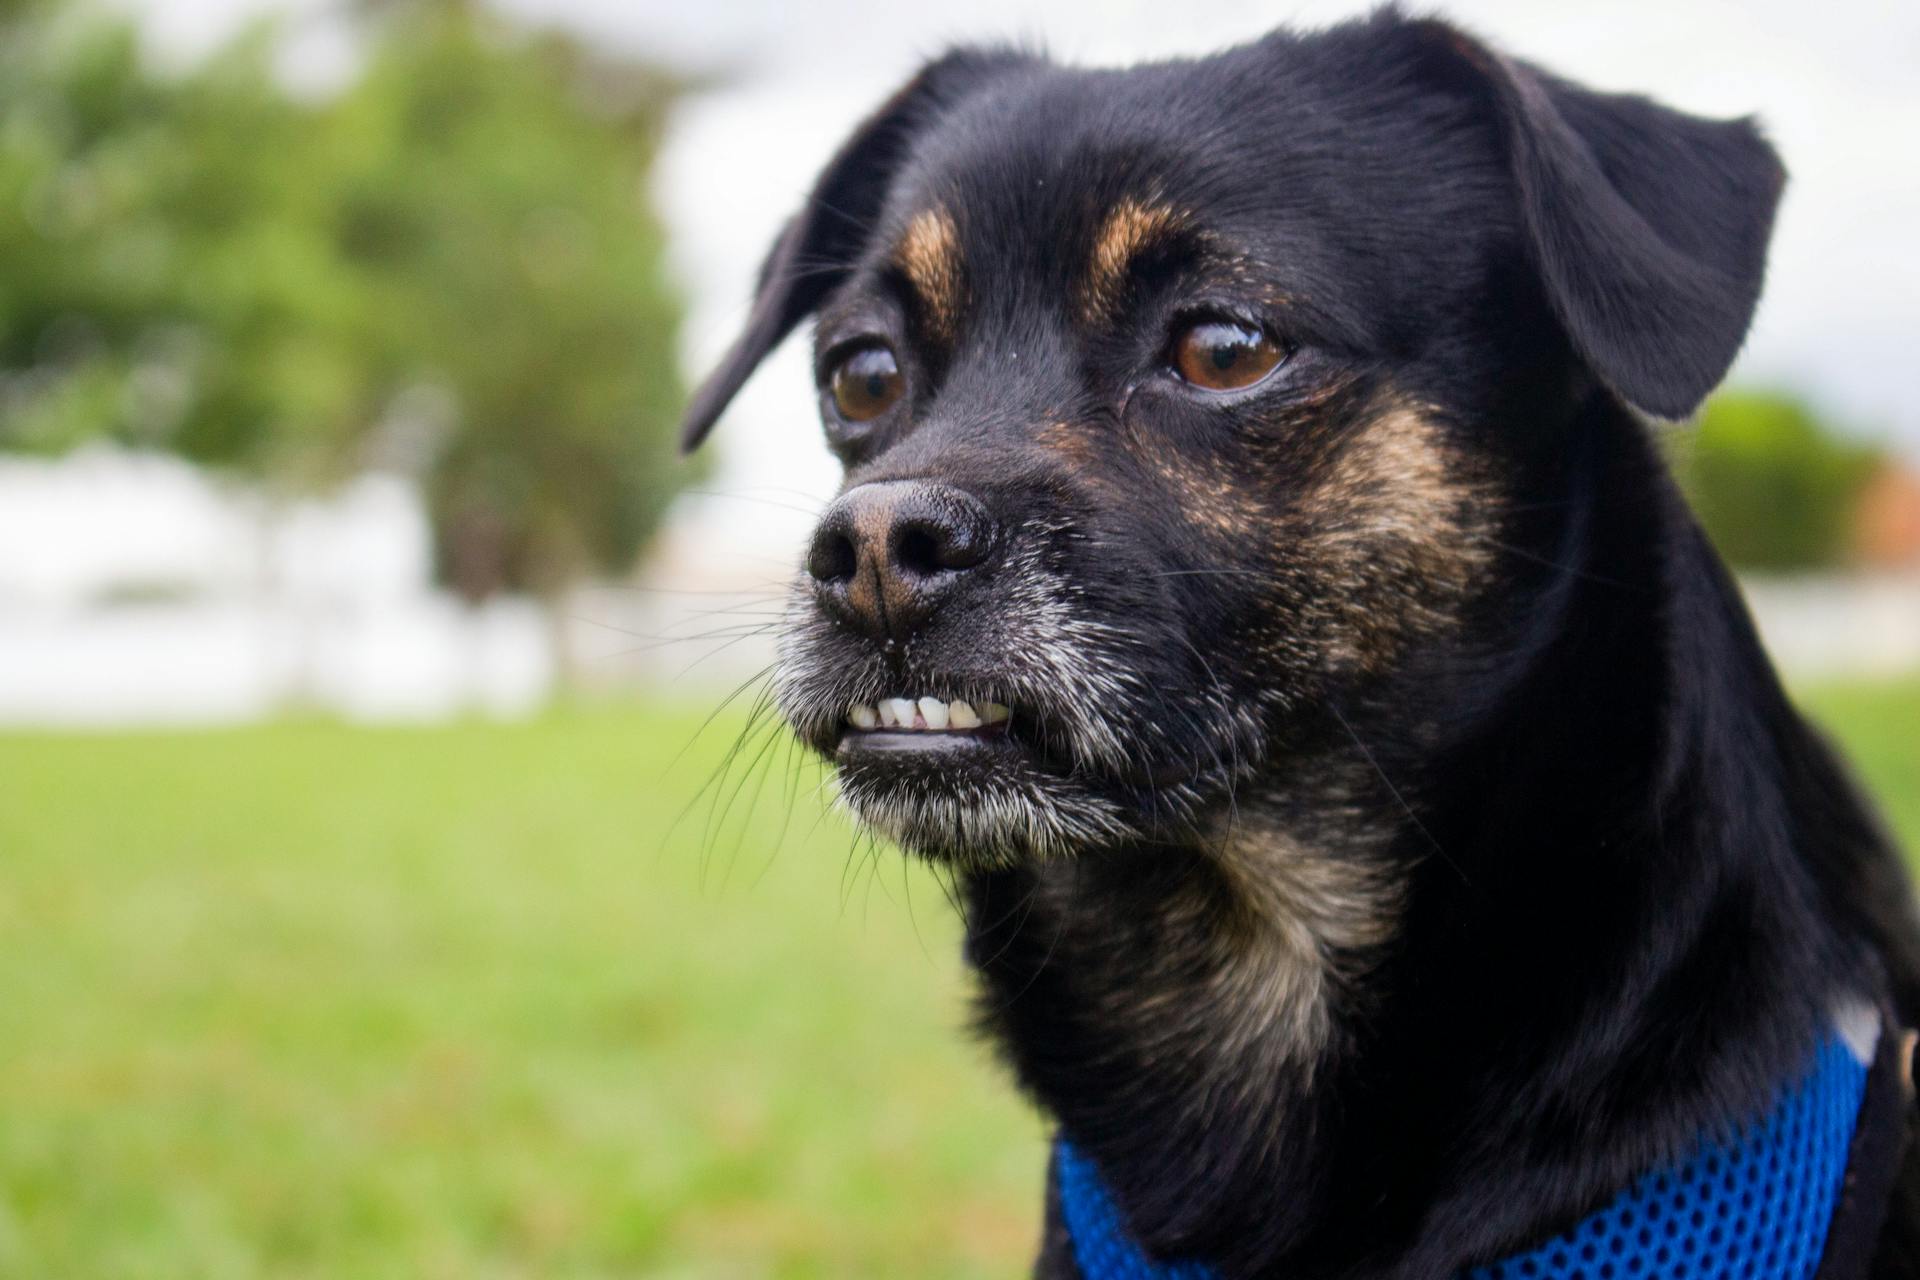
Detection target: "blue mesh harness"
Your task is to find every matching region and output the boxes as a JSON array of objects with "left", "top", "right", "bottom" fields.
[{"left": 1056, "top": 1029, "right": 1890, "bottom": 1280}]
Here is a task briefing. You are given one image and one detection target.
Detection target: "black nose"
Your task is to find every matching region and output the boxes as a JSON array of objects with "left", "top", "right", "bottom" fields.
[{"left": 805, "top": 481, "right": 996, "bottom": 642}]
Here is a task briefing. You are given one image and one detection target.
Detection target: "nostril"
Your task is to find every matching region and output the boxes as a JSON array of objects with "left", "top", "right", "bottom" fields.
[
  {"left": 894, "top": 524, "right": 946, "bottom": 578},
  {"left": 893, "top": 512, "right": 989, "bottom": 578},
  {"left": 806, "top": 527, "right": 858, "bottom": 584}
]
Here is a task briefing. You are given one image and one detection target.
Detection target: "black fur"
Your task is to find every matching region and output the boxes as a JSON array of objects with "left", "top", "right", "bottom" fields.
[{"left": 681, "top": 11, "right": 1920, "bottom": 1277}]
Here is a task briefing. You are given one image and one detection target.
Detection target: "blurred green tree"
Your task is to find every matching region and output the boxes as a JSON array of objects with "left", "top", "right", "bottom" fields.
[
  {"left": 0, "top": 0, "right": 690, "bottom": 600},
  {"left": 1674, "top": 391, "right": 1886, "bottom": 572}
]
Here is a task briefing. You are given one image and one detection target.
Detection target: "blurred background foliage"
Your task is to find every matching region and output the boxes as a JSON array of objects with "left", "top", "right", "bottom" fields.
[
  {"left": 0, "top": 0, "right": 690, "bottom": 600},
  {"left": 1673, "top": 389, "right": 1890, "bottom": 572}
]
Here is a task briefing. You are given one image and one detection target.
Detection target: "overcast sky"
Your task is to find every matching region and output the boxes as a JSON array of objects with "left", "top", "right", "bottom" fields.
[{"left": 135, "top": 0, "right": 1920, "bottom": 574}]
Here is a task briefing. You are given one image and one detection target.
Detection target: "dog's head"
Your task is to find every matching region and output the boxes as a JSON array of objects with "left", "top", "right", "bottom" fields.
[{"left": 681, "top": 14, "right": 1782, "bottom": 867}]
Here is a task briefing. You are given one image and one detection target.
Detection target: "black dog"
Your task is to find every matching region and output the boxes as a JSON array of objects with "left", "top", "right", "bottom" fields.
[{"left": 680, "top": 12, "right": 1920, "bottom": 1277}]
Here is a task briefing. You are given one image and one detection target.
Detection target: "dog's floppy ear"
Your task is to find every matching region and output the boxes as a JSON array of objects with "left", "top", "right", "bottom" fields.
[
  {"left": 1416, "top": 22, "right": 1785, "bottom": 419},
  {"left": 677, "top": 49, "right": 1029, "bottom": 454}
]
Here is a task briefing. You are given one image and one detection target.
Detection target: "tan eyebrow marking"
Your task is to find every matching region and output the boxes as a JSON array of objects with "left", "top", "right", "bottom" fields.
[
  {"left": 1080, "top": 197, "right": 1188, "bottom": 325},
  {"left": 892, "top": 207, "right": 965, "bottom": 343}
]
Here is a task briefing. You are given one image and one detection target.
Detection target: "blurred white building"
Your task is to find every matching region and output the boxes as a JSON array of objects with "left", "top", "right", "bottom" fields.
[{"left": 0, "top": 447, "right": 553, "bottom": 725}]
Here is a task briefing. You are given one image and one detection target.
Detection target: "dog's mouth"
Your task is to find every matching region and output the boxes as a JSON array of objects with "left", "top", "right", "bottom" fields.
[
  {"left": 836, "top": 693, "right": 1192, "bottom": 784},
  {"left": 795, "top": 669, "right": 1234, "bottom": 865},
  {"left": 834, "top": 687, "right": 1139, "bottom": 779},
  {"left": 832, "top": 692, "right": 1060, "bottom": 784},
  {"left": 815, "top": 682, "right": 1136, "bottom": 863},
  {"left": 837, "top": 695, "right": 1013, "bottom": 752}
]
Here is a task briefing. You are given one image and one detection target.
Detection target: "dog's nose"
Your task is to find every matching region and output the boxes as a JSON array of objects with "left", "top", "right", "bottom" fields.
[{"left": 805, "top": 481, "right": 996, "bottom": 643}]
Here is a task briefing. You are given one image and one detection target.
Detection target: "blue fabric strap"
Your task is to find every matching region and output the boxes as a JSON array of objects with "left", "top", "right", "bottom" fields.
[
  {"left": 1055, "top": 1139, "right": 1218, "bottom": 1280},
  {"left": 1056, "top": 1032, "right": 1870, "bottom": 1280}
]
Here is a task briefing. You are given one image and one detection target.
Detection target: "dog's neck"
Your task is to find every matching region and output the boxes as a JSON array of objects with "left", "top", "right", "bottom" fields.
[
  {"left": 961, "top": 760, "right": 1414, "bottom": 1272},
  {"left": 959, "top": 403, "right": 1865, "bottom": 1277}
]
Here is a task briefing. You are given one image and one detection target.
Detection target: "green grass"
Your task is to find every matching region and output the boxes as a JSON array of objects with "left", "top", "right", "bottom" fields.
[
  {"left": 1797, "top": 678, "right": 1920, "bottom": 847},
  {"left": 0, "top": 702, "right": 1042, "bottom": 1279},
  {"left": 0, "top": 679, "right": 1914, "bottom": 1278}
]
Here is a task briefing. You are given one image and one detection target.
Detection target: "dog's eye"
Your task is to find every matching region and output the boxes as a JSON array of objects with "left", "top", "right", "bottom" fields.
[
  {"left": 829, "top": 345, "right": 905, "bottom": 422},
  {"left": 1171, "top": 319, "right": 1285, "bottom": 392}
]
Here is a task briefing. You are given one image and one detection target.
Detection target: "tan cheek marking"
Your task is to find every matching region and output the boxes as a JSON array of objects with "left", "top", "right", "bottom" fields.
[
  {"left": 1282, "top": 403, "right": 1496, "bottom": 671},
  {"left": 1149, "top": 452, "right": 1267, "bottom": 536},
  {"left": 894, "top": 207, "right": 965, "bottom": 343},
  {"left": 1125, "top": 380, "right": 1350, "bottom": 541},
  {"left": 1080, "top": 198, "right": 1186, "bottom": 326},
  {"left": 1035, "top": 420, "right": 1103, "bottom": 470}
]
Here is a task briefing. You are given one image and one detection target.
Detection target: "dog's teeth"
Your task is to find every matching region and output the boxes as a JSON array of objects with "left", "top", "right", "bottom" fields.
[{"left": 861, "top": 695, "right": 1007, "bottom": 732}]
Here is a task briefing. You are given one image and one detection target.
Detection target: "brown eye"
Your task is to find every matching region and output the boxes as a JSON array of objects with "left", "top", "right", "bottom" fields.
[
  {"left": 1171, "top": 319, "right": 1285, "bottom": 391},
  {"left": 829, "top": 345, "right": 905, "bottom": 422}
]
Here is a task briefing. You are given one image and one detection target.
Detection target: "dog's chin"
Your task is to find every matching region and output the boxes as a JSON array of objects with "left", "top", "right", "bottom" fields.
[{"left": 829, "top": 723, "right": 1135, "bottom": 866}]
